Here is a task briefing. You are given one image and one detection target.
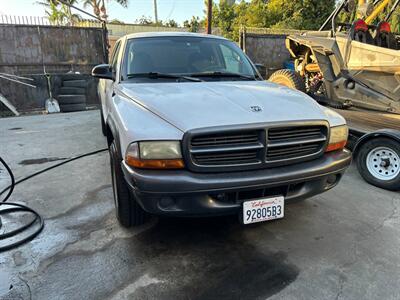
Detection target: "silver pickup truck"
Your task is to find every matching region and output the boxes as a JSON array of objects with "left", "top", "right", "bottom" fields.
[{"left": 92, "top": 32, "right": 352, "bottom": 227}]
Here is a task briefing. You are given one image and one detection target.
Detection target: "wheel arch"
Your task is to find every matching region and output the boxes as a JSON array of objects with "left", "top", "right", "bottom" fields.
[
  {"left": 353, "top": 129, "right": 400, "bottom": 158},
  {"left": 106, "top": 116, "right": 123, "bottom": 159}
]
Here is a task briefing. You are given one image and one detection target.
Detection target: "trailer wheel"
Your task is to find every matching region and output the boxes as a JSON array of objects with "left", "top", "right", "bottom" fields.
[
  {"left": 269, "top": 69, "right": 306, "bottom": 93},
  {"left": 356, "top": 137, "right": 400, "bottom": 190}
]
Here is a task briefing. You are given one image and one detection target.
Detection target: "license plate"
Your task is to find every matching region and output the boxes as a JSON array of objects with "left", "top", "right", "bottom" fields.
[{"left": 242, "top": 196, "right": 284, "bottom": 225}]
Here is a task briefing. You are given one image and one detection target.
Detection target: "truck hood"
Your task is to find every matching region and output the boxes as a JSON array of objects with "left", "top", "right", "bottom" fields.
[{"left": 120, "top": 81, "right": 343, "bottom": 132}]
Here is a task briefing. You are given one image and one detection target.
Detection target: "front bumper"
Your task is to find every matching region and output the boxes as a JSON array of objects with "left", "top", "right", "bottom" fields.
[{"left": 122, "top": 149, "right": 352, "bottom": 216}]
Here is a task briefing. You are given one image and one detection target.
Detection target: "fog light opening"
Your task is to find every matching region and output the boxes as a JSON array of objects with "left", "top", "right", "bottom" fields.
[
  {"left": 326, "top": 174, "right": 340, "bottom": 188},
  {"left": 159, "top": 197, "right": 176, "bottom": 209}
]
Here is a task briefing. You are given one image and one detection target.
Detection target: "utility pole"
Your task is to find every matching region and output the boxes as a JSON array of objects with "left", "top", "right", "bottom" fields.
[
  {"left": 153, "top": 0, "right": 158, "bottom": 24},
  {"left": 207, "top": 0, "right": 212, "bottom": 34}
]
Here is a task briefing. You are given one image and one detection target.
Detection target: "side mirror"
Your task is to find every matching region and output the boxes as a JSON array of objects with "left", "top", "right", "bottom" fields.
[
  {"left": 92, "top": 64, "right": 114, "bottom": 80},
  {"left": 254, "top": 63, "right": 266, "bottom": 78}
]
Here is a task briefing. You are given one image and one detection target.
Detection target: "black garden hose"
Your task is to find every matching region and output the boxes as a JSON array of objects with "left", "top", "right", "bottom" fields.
[{"left": 0, "top": 148, "right": 108, "bottom": 252}]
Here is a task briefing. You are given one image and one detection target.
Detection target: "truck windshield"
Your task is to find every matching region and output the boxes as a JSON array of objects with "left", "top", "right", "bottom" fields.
[{"left": 122, "top": 36, "right": 258, "bottom": 81}]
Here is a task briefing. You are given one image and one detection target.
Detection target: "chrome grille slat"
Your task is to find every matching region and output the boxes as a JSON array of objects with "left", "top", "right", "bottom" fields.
[
  {"left": 267, "top": 144, "right": 321, "bottom": 155},
  {"left": 267, "top": 137, "right": 326, "bottom": 148},
  {"left": 190, "top": 142, "right": 264, "bottom": 154},
  {"left": 195, "top": 152, "right": 258, "bottom": 160},
  {"left": 266, "top": 126, "right": 327, "bottom": 162},
  {"left": 268, "top": 127, "right": 322, "bottom": 141},
  {"left": 190, "top": 130, "right": 263, "bottom": 167},
  {"left": 191, "top": 134, "right": 259, "bottom": 147},
  {"left": 194, "top": 151, "right": 260, "bottom": 165}
]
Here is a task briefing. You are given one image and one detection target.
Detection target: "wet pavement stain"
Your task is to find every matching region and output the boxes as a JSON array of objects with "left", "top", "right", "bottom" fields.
[
  {"left": 19, "top": 157, "right": 68, "bottom": 165},
  {"left": 49, "top": 184, "right": 111, "bottom": 221},
  {"left": 19, "top": 216, "right": 298, "bottom": 300},
  {"left": 109, "top": 217, "right": 299, "bottom": 300}
]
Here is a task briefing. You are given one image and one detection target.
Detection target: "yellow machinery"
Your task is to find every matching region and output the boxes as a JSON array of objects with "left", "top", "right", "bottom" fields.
[{"left": 269, "top": 0, "right": 400, "bottom": 113}]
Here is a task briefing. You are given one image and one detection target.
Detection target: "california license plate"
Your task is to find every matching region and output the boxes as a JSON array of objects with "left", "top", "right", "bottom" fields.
[{"left": 242, "top": 196, "right": 284, "bottom": 225}]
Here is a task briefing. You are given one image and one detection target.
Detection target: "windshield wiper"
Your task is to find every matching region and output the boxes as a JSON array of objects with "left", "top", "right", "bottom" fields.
[
  {"left": 189, "top": 72, "right": 256, "bottom": 80},
  {"left": 126, "top": 72, "right": 203, "bottom": 82}
]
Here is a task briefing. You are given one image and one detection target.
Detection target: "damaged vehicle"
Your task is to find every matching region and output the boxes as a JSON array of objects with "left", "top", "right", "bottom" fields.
[{"left": 93, "top": 32, "right": 351, "bottom": 227}]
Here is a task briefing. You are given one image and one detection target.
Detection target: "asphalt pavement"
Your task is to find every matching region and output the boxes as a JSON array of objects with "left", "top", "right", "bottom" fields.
[{"left": 0, "top": 110, "right": 399, "bottom": 300}]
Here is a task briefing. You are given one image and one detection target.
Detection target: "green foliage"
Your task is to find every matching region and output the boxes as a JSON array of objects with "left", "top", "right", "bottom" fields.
[
  {"left": 38, "top": 0, "right": 80, "bottom": 25},
  {"left": 184, "top": 16, "right": 201, "bottom": 32},
  {"left": 270, "top": 0, "right": 334, "bottom": 30},
  {"left": 134, "top": 16, "right": 178, "bottom": 27},
  {"left": 135, "top": 15, "right": 154, "bottom": 25},
  {"left": 211, "top": 0, "right": 335, "bottom": 40},
  {"left": 82, "top": 0, "right": 128, "bottom": 20},
  {"left": 109, "top": 18, "right": 124, "bottom": 24},
  {"left": 166, "top": 19, "right": 179, "bottom": 28}
]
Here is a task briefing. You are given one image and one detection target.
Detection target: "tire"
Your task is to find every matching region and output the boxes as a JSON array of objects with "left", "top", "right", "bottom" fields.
[
  {"left": 109, "top": 141, "right": 148, "bottom": 227},
  {"left": 269, "top": 69, "right": 306, "bottom": 93},
  {"left": 59, "top": 103, "right": 86, "bottom": 112},
  {"left": 100, "top": 110, "right": 107, "bottom": 136},
  {"left": 60, "top": 87, "right": 86, "bottom": 95},
  {"left": 58, "top": 95, "right": 86, "bottom": 105},
  {"left": 63, "top": 80, "right": 87, "bottom": 88},
  {"left": 356, "top": 137, "right": 400, "bottom": 191}
]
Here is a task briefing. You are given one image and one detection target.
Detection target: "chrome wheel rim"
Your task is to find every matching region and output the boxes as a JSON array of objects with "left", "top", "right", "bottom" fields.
[{"left": 366, "top": 146, "right": 400, "bottom": 181}]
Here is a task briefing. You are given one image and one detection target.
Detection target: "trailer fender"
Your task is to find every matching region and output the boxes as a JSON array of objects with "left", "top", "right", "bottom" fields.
[{"left": 353, "top": 129, "right": 400, "bottom": 157}]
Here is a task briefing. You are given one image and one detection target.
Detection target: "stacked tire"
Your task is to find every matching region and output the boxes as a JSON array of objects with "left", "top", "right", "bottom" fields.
[{"left": 58, "top": 79, "right": 87, "bottom": 112}]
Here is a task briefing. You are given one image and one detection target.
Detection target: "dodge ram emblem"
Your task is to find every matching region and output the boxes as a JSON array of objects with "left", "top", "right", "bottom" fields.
[{"left": 251, "top": 106, "right": 262, "bottom": 112}]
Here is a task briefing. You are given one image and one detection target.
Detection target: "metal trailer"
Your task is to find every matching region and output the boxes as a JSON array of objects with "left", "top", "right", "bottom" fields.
[{"left": 332, "top": 108, "right": 400, "bottom": 190}]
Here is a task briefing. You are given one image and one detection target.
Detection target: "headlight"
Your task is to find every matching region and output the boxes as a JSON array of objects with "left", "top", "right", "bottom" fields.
[
  {"left": 326, "top": 125, "right": 348, "bottom": 152},
  {"left": 125, "top": 141, "right": 184, "bottom": 169}
]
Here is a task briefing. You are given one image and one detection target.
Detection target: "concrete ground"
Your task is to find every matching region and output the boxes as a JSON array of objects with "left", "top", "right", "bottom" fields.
[{"left": 0, "top": 110, "right": 399, "bottom": 300}]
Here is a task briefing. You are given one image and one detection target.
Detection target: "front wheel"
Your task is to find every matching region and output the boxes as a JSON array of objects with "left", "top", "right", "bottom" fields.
[
  {"left": 109, "top": 141, "right": 149, "bottom": 227},
  {"left": 356, "top": 137, "right": 400, "bottom": 191}
]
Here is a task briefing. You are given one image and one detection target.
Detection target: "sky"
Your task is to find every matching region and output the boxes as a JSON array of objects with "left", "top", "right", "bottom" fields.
[{"left": 0, "top": 0, "right": 214, "bottom": 26}]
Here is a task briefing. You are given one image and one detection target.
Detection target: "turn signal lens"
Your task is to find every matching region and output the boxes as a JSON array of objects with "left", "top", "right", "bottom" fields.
[
  {"left": 326, "top": 125, "right": 348, "bottom": 152},
  {"left": 125, "top": 141, "right": 185, "bottom": 169},
  {"left": 125, "top": 157, "right": 185, "bottom": 169}
]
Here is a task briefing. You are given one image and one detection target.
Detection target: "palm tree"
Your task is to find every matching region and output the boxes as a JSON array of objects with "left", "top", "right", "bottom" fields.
[
  {"left": 38, "top": 0, "right": 81, "bottom": 25},
  {"left": 82, "top": 0, "right": 128, "bottom": 21}
]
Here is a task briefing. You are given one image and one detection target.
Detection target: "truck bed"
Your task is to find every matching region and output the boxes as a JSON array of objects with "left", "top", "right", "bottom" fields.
[{"left": 332, "top": 108, "right": 400, "bottom": 134}]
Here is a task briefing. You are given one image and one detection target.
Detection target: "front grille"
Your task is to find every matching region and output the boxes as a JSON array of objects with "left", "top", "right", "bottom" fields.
[
  {"left": 189, "top": 130, "right": 264, "bottom": 168},
  {"left": 185, "top": 123, "right": 328, "bottom": 172},
  {"left": 266, "top": 126, "right": 327, "bottom": 162}
]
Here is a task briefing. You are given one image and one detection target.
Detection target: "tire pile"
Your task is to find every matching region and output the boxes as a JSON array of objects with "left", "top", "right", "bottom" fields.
[{"left": 58, "top": 79, "right": 87, "bottom": 112}]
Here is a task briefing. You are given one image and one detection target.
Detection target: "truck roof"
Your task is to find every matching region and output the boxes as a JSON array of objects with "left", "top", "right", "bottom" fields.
[{"left": 124, "top": 31, "right": 228, "bottom": 41}]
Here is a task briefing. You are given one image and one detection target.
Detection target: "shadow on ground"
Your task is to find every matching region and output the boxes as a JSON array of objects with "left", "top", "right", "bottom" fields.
[{"left": 107, "top": 216, "right": 299, "bottom": 299}]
